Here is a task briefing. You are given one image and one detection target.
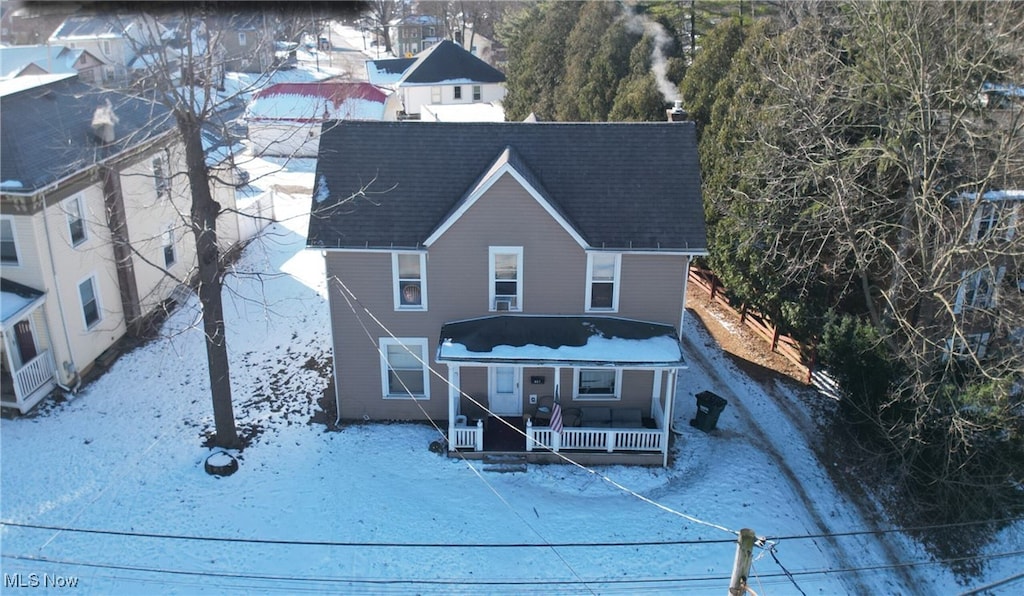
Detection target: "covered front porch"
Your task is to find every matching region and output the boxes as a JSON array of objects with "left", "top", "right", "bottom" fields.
[
  {"left": 1, "top": 279, "right": 58, "bottom": 414},
  {"left": 437, "top": 315, "right": 684, "bottom": 466}
]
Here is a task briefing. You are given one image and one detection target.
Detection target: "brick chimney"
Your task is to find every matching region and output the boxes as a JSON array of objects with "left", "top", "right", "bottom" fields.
[{"left": 91, "top": 99, "right": 119, "bottom": 144}]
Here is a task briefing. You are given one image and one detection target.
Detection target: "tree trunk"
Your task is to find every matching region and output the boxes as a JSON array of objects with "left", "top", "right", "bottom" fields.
[{"left": 178, "top": 111, "right": 239, "bottom": 448}]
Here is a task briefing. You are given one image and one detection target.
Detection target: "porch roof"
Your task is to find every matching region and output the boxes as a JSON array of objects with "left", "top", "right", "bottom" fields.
[
  {"left": 436, "top": 315, "right": 685, "bottom": 367},
  {"left": 1, "top": 278, "right": 44, "bottom": 328}
]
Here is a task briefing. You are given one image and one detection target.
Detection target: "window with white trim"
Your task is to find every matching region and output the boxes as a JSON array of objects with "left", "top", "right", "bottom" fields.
[
  {"left": 78, "top": 275, "right": 101, "bottom": 329},
  {"left": 972, "top": 202, "right": 999, "bottom": 242},
  {"left": 574, "top": 368, "right": 621, "bottom": 400},
  {"left": 238, "top": 31, "right": 247, "bottom": 46},
  {"left": 65, "top": 195, "right": 87, "bottom": 246},
  {"left": 489, "top": 246, "right": 522, "bottom": 311},
  {"left": 430, "top": 86, "right": 441, "bottom": 104},
  {"left": 1, "top": 218, "right": 19, "bottom": 265},
  {"left": 955, "top": 267, "right": 1005, "bottom": 312},
  {"left": 453, "top": 85, "right": 462, "bottom": 100},
  {"left": 472, "top": 85, "right": 481, "bottom": 101},
  {"left": 945, "top": 332, "right": 991, "bottom": 361},
  {"left": 153, "top": 153, "right": 170, "bottom": 200},
  {"left": 162, "top": 226, "right": 177, "bottom": 267},
  {"left": 586, "top": 253, "right": 620, "bottom": 311},
  {"left": 380, "top": 338, "right": 430, "bottom": 399},
  {"left": 393, "top": 252, "right": 426, "bottom": 310}
]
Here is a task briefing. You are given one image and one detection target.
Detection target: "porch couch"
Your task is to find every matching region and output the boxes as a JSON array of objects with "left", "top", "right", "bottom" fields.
[{"left": 579, "top": 406, "right": 643, "bottom": 428}]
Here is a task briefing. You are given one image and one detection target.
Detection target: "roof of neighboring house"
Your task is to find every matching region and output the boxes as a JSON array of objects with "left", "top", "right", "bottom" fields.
[
  {"left": 50, "top": 14, "right": 124, "bottom": 39},
  {"left": 0, "top": 45, "right": 92, "bottom": 79},
  {"left": 246, "top": 82, "right": 387, "bottom": 122},
  {"left": 0, "top": 75, "right": 175, "bottom": 193},
  {"left": 366, "top": 57, "right": 416, "bottom": 86},
  {"left": 308, "top": 121, "right": 706, "bottom": 252},
  {"left": 436, "top": 315, "right": 685, "bottom": 367},
  {"left": 397, "top": 39, "right": 505, "bottom": 86},
  {"left": 397, "top": 15, "right": 442, "bottom": 27}
]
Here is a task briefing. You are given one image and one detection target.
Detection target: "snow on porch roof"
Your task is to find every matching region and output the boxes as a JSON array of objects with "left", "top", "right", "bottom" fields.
[{"left": 437, "top": 315, "right": 686, "bottom": 367}]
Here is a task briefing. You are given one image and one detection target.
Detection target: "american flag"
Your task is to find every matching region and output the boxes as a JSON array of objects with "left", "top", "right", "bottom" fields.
[{"left": 550, "top": 401, "right": 563, "bottom": 434}]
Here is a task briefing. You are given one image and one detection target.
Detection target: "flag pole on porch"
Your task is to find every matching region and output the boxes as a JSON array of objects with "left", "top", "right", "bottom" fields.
[{"left": 550, "top": 386, "right": 563, "bottom": 452}]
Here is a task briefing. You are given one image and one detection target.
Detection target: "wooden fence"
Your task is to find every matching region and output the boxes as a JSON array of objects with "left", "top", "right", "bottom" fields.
[{"left": 688, "top": 266, "right": 817, "bottom": 384}]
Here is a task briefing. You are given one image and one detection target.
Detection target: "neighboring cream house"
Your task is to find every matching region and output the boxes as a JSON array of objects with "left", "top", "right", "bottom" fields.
[
  {"left": 377, "top": 40, "right": 506, "bottom": 121},
  {"left": 0, "top": 74, "right": 196, "bottom": 413},
  {"left": 308, "top": 120, "right": 707, "bottom": 465},
  {"left": 0, "top": 44, "right": 105, "bottom": 85},
  {"left": 48, "top": 13, "right": 165, "bottom": 86}
]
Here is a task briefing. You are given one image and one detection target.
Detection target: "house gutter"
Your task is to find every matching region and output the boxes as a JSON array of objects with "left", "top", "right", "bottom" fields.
[{"left": 39, "top": 191, "right": 81, "bottom": 394}]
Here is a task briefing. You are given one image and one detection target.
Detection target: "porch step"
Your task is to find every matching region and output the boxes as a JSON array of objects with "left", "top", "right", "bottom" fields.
[{"left": 482, "top": 454, "right": 528, "bottom": 473}]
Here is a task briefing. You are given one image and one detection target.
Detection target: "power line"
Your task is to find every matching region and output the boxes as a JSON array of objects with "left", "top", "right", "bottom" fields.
[
  {"left": 0, "top": 520, "right": 737, "bottom": 548},
  {"left": 765, "top": 515, "right": 1024, "bottom": 543},
  {"left": 5, "top": 547, "right": 1023, "bottom": 588}
]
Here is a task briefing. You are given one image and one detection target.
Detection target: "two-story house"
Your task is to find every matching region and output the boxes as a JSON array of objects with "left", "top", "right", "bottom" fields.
[
  {"left": 307, "top": 121, "right": 707, "bottom": 465},
  {"left": 380, "top": 40, "right": 507, "bottom": 121},
  {"left": 0, "top": 73, "right": 196, "bottom": 413},
  {"left": 395, "top": 14, "right": 442, "bottom": 58},
  {"left": 48, "top": 12, "right": 166, "bottom": 86}
]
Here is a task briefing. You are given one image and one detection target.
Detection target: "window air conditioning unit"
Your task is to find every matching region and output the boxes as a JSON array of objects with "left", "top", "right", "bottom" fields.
[{"left": 495, "top": 299, "right": 511, "bottom": 312}]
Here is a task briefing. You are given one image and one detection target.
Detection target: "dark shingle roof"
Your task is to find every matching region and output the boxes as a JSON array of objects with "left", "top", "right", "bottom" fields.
[
  {"left": 1, "top": 77, "right": 175, "bottom": 192},
  {"left": 307, "top": 121, "right": 706, "bottom": 252},
  {"left": 398, "top": 40, "right": 505, "bottom": 86}
]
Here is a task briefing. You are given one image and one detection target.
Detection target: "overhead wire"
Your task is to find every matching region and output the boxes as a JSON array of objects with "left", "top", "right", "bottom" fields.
[
  {"left": 0, "top": 520, "right": 737, "bottom": 547},
  {"left": 4, "top": 547, "right": 1023, "bottom": 588}
]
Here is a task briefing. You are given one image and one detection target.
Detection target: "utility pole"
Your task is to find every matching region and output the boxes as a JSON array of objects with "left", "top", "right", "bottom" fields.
[{"left": 728, "top": 528, "right": 756, "bottom": 595}]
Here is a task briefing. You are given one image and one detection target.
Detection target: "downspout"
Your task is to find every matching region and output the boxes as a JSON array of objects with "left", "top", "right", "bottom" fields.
[
  {"left": 679, "top": 255, "right": 691, "bottom": 332},
  {"left": 39, "top": 192, "right": 82, "bottom": 394}
]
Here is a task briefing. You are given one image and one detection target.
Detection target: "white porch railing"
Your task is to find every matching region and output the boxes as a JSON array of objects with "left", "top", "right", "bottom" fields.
[
  {"left": 14, "top": 350, "right": 56, "bottom": 399},
  {"left": 451, "top": 419, "right": 484, "bottom": 451},
  {"left": 526, "top": 421, "right": 664, "bottom": 453}
]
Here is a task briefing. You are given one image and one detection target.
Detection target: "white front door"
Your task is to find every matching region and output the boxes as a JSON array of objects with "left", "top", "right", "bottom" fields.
[{"left": 488, "top": 366, "right": 521, "bottom": 416}]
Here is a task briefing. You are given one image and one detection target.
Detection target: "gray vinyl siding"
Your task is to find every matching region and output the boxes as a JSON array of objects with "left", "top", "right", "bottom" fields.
[{"left": 327, "top": 171, "right": 687, "bottom": 421}]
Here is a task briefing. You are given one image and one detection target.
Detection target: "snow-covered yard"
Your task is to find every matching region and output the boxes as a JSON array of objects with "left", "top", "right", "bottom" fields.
[{"left": 3, "top": 153, "right": 1021, "bottom": 594}]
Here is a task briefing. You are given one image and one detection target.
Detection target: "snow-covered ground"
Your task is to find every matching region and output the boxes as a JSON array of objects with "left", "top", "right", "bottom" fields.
[
  {"left": 3, "top": 153, "right": 1021, "bottom": 594},
  {"left": 4, "top": 24, "right": 1023, "bottom": 594}
]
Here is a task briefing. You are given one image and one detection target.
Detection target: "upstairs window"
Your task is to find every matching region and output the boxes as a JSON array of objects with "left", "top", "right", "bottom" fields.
[
  {"left": 972, "top": 202, "right": 999, "bottom": 242},
  {"left": 430, "top": 86, "right": 441, "bottom": 104},
  {"left": 153, "top": 154, "right": 170, "bottom": 200},
  {"left": 955, "top": 266, "right": 1006, "bottom": 312},
  {"left": 162, "top": 226, "right": 176, "bottom": 268},
  {"left": 586, "top": 253, "right": 620, "bottom": 311},
  {"left": 453, "top": 86, "right": 462, "bottom": 100},
  {"left": 945, "top": 332, "right": 991, "bottom": 361},
  {"left": 489, "top": 246, "right": 522, "bottom": 311},
  {"left": 472, "top": 85, "right": 481, "bottom": 101},
  {"left": 393, "top": 252, "right": 426, "bottom": 310},
  {"left": 1, "top": 218, "right": 20, "bottom": 265},
  {"left": 238, "top": 31, "right": 247, "bottom": 46},
  {"left": 65, "top": 195, "right": 87, "bottom": 247}
]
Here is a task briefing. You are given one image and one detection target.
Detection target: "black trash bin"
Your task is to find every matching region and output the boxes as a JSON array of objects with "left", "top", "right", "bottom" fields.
[{"left": 690, "top": 391, "right": 728, "bottom": 432}]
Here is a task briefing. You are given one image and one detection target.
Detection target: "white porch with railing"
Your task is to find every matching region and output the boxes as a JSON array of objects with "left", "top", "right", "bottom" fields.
[{"left": 2, "top": 348, "right": 57, "bottom": 414}]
